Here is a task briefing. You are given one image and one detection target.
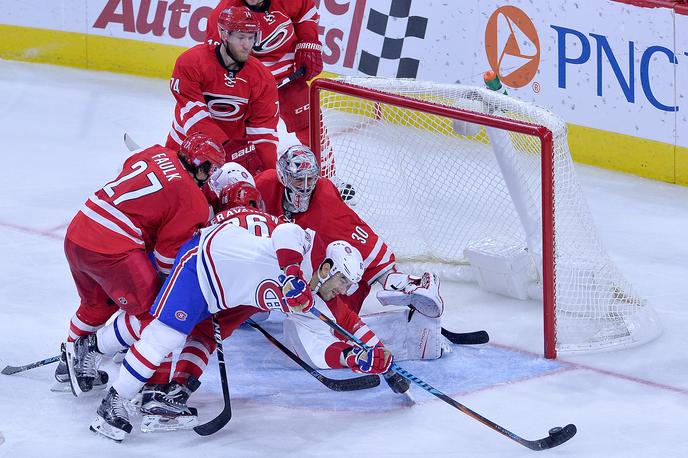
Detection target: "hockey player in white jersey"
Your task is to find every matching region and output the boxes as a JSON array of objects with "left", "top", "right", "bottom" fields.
[{"left": 89, "top": 210, "right": 391, "bottom": 441}]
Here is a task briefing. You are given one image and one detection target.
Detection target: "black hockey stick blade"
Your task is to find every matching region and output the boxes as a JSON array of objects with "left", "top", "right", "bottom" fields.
[
  {"left": 2, "top": 355, "right": 60, "bottom": 375},
  {"left": 316, "top": 370, "right": 380, "bottom": 392},
  {"left": 441, "top": 328, "right": 489, "bottom": 345},
  {"left": 524, "top": 424, "right": 577, "bottom": 451},
  {"left": 247, "top": 319, "right": 379, "bottom": 392},
  {"left": 193, "top": 408, "right": 232, "bottom": 436}
]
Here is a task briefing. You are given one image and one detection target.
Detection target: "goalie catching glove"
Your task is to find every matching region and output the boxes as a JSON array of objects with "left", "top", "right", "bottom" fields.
[
  {"left": 344, "top": 344, "right": 393, "bottom": 374},
  {"left": 377, "top": 272, "right": 444, "bottom": 318}
]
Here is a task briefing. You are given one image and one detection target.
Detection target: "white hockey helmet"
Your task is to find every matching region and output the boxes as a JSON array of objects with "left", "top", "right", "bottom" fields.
[
  {"left": 209, "top": 161, "right": 255, "bottom": 194},
  {"left": 276, "top": 145, "right": 320, "bottom": 214},
  {"left": 315, "top": 241, "right": 364, "bottom": 296}
]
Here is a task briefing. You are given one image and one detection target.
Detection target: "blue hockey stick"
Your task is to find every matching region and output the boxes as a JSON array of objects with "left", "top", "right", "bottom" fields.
[{"left": 309, "top": 306, "right": 576, "bottom": 451}]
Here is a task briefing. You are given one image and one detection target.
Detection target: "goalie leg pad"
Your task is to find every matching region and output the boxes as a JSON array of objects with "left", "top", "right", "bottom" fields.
[
  {"left": 362, "top": 310, "right": 445, "bottom": 361},
  {"left": 377, "top": 272, "right": 444, "bottom": 318}
]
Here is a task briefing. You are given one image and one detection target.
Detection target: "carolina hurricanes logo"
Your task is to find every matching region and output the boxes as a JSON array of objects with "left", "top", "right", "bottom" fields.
[
  {"left": 255, "top": 279, "right": 284, "bottom": 311},
  {"left": 253, "top": 13, "right": 293, "bottom": 55},
  {"left": 203, "top": 92, "right": 248, "bottom": 121}
]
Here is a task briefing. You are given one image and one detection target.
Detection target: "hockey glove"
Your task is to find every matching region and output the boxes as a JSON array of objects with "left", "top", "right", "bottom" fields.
[
  {"left": 279, "top": 266, "right": 313, "bottom": 313},
  {"left": 345, "top": 345, "right": 393, "bottom": 374},
  {"left": 377, "top": 272, "right": 444, "bottom": 318},
  {"left": 223, "top": 139, "right": 262, "bottom": 175},
  {"left": 294, "top": 42, "right": 323, "bottom": 80}
]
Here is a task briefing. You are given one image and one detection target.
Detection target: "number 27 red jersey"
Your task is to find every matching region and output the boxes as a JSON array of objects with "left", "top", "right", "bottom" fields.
[{"left": 66, "top": 146, "right": 211, "bottom": 274}]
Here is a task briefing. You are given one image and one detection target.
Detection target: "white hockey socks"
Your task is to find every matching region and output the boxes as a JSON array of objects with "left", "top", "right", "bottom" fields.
[
  {"left": 114, "top": 320, "right": 186, "bottom": 399},
  {"left": 377, "top": 272, "right": 445, "bottom": 318},
  {"left": 96, "top": 312, "right": 141, "bottom": 357}
]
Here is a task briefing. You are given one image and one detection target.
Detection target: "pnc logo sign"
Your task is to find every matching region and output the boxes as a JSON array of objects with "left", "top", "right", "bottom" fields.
[{"left": 485, "top": 6, "right": 540, "bottom": 88}]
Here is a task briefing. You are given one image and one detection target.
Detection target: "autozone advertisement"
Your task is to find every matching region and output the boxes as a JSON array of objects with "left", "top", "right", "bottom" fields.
[{"left": 1, "top": 0, "right": 686, "bottom": 146}]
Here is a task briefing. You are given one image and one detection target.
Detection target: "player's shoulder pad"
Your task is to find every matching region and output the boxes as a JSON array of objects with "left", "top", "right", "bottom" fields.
[
  {"left": 314, "top": 177, "right": 344, "bottom": 201},
  {"left": 255, "top": 168, "right": 279, "bottom": 183}
]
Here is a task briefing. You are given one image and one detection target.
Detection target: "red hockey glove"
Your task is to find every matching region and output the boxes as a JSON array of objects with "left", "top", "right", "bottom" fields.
[
  {"left": 278, "top": 265, "right": 313, "bottom": 313},
  {"left": 294, "top": 42, "right": 323, "bottom": 80},
  {"left": 223, "top": 139, "right": 263, "bottom": 175},
  {"left": 345, "top": 345, "right": 393, "bottom": 374}
]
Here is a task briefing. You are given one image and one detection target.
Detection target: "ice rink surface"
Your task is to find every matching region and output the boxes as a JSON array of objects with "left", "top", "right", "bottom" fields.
[{"left": 1, "top": 59, "right": 687, "bottom": 457}]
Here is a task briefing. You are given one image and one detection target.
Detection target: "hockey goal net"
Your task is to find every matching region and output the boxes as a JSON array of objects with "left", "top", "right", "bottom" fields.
[{"left": 309, "top": 77, "right": 661, "bottom": 358}]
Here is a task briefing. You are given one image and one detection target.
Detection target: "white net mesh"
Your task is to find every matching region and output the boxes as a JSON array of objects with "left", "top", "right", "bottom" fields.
[{"left": 315, "top": 76, "right": 661, "bottom": 354}]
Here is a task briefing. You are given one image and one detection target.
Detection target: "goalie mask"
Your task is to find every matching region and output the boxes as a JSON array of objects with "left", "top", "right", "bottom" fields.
[
  {"left": 314, "top": 241, "right": 364, "bottom": 297},
  {"left": 276, "top": 145, "right": 320, "bottom": 214}
]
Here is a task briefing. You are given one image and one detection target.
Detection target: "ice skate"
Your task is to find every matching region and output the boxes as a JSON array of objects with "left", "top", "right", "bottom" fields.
[
  {"left": 52, "top": 343, "right": 108, "bottom": 393},
  {"left": 64, "top": 333, "right": 103, "bottom": 397},
  {"left": 140, "top": 378, "right": 200, "bottom": 432},
  {"left": 90, "top": 387, "right": 133, "bottom": 442}
]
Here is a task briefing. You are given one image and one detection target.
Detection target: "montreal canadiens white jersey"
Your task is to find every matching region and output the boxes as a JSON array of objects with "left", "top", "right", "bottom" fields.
[{"left": 196, "top": 221, "right": 314, "bottom": 314}]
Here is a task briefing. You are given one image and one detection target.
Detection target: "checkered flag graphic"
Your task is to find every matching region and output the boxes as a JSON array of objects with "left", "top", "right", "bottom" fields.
[{"left": 357, "top": 0, "right": 428, "bottom": 78}]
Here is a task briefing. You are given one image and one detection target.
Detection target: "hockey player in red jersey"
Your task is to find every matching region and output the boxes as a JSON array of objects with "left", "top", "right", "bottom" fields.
[
  {"left": 206, "top": 0, "right": 323, "bottom": 147},
  {"left": 166, "top": 5, "right": 280, "bottom": 175},
  {"left": 256, "top": 145, "right": 445, "bottom": 319},
  {"left": 256, "top": 145, "right": 447, "bottom": 394},
  {"left": 59, "top": 133, "right": 223, "bottom": 396}
]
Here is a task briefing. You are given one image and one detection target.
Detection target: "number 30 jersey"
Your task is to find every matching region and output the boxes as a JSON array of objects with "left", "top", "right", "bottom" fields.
[{"left": 65, "top": 145, "right": 211, "bottom": 274}]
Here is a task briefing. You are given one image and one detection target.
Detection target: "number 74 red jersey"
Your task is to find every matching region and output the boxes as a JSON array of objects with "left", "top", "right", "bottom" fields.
[{"left": 66, "top": 145, "right": 212, "bottom": 274}]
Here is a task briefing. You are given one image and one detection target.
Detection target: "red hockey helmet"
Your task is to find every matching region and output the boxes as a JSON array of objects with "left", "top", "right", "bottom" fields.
[
  {"left": 219, "top": 181, "right": 266, "bottom": 212},
  {"left": 180, "top": 133, "right": 224, "bottom": 174},
  {"left": 218, "top": 6, "right": 261, "bottom": 42}
]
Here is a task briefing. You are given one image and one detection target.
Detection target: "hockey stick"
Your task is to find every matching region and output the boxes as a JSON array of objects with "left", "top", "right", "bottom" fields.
[
  {"left": 276, "top": 67, "right": 306, "bottom": 89},
  {"left": 193, "top": 316, "right": 232, "bottom": 436},
  {"left": 441, "top": 328, "right": 489, "bottom": 345},
  {"left": 123, "top": 133, "right": 140, "bottom": 152},
  {"left": 246, "top": 319, "right": 380, "bottom": 392},
  {"left": 2, "top": 355, "right": 60, "bottom": 375},
  {"left": 309, "top": 306, "right": 576, "bottom": 451}
]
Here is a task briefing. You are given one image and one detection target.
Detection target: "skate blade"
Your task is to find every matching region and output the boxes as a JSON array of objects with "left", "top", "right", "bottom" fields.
[
  {"left": 90, "top": 415, "right": 127, "bottom": 442},
  {"left": 140, "top": 413, "right": 199, "bottom": 433},
  {"left": 52, "top": 380, "right": 107, "bottom": 393},
  {"left": 50, "top": 381, "right": 72, "bottom": 393}
]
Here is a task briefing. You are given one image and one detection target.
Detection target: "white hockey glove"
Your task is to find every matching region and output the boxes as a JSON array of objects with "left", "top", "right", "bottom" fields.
[{"left": 376, "top": 272, "right": 444, "bottom": 318}]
